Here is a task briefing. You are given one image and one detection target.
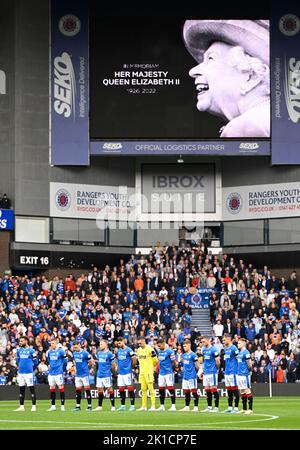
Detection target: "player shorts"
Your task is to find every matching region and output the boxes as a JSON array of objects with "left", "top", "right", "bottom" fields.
[
  {"left": 117, "top": 373, "right": 133, "bottom": 387},
  {"left": 96, "top": 376, "right": 112, "bottom": 389},
  {"left": 203, "top": 373, "right": 218, "bottom": 388},
  {"left": 75, "top": 376, "right": 90, "bottom": 388},
  {"left": 236, "top": 375, "right": 251, "bottom": 390},
  {"left": 18, "top": 373, "right": 34, "bottom": 387},
  {"left": 158, "top": 373, "right": 174, "bottom": 388},
  {"left": 224, "top": 374, "right": 237, "bottom": 388},
  {"left": 48, "top": 374, "right": 64, "bottom": 387},
  {"left": 139, "top": 373, "right": 154, "bottom": 385},
  {"left": 182, "top": 378, "right": 197, "bottom": 390}
]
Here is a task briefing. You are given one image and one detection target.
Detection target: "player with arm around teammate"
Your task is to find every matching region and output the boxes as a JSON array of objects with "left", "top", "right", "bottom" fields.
[
  {"left": 116, "top": 337, "right": 137, "bottom": 411},
  {"left": 46, "top": 337, "right": 68, "bottom": 411},
  {"left": 223, "top": 334, "right": 240, "bottom": 413},
  {"left": 94, "top": 339, "right": 116, "bottom": 412},
  {"left": 72, "top": 341, "right": 95, "bottom": 411},
  {"left": 180, "top": 339, "right": 200, "bottom": 412},
  {"left": 199, "top": 336, "right": 220, "bottom": 413},
  {"left": 237, "top": 338, "right": 253, "bottom": 414},
  {"left": 14, "top": 336, "right": 38, "bottom": 412}
]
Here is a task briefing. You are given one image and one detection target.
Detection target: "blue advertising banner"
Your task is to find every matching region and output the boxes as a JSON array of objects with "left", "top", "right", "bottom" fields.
[
  {"left": 0, "top": 209, "right": 14, "bottom": 231},
  {"left": 176, "top": 288, "right": 212, "bottom": 309},
  {"left": 50, "top": 0, "right": 89, "bottom": 166},
  {"left": 90, "top": 140, "right": 270, "bottom": 156},
  {"left": 271, "top": 2, "right": 300, "bottom": 165}
]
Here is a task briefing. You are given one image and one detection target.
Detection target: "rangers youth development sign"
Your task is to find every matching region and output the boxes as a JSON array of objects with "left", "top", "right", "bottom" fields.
[
  {"left": 223, "top": 181, "right": 300, "bottom": 221},
  {"left": 50, "top": 182, "right": 136, "bottom": 221},
  {"left": 50, "top": 0, "right": 89, "bottom": 165}
]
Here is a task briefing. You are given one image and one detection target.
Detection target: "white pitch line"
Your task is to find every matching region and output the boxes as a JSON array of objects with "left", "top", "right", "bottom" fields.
[{"left": 0, "top": 413, "right": 278, "bottom": 428}]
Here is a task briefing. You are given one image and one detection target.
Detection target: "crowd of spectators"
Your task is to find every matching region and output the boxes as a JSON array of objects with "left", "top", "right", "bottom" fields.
[{"left": 0, "top": 241, "right": 299, "bottom": 386}]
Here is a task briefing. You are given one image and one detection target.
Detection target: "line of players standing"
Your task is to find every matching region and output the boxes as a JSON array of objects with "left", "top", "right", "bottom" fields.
[{"left": 13, "top": 334, "right": 253, "bottom": 413}]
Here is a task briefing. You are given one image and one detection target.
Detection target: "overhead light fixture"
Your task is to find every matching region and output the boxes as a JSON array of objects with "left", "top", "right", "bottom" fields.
[{"left": 177, "top": 154, "right": 184, "bottom": 163}]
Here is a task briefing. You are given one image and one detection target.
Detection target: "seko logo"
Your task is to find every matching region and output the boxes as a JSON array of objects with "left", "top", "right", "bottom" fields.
[
  {"left": 53, "top": 52, "right": 76, "bottom": 120},
  {"left": 284, "top": 57, "right": 300, "bottom": 123},
  {"left": 239, "top": 143, "right": 259, "bottom": 150},
  {"left": 102, "top": 143, "right": 123, "bottom": 150}
]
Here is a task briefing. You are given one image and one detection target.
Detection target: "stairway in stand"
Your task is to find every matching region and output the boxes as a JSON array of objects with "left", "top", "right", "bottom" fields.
[{"left": 191, "top": 308, "right": 212, "bottom": 336}]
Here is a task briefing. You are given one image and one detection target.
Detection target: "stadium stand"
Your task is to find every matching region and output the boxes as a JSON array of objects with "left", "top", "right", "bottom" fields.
[{"left": 0, "top": 242, "right": 299, "bottom": 386}]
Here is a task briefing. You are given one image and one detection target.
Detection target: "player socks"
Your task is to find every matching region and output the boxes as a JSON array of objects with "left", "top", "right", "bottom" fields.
[
  {"left": 184, "top": 390, "right": 191, "bottom": 406},
  {"left": 85, "top": 388, "right": 92, "bottom": 407},
  {"left": 141, "top": 381, "right": 147, "bottom": 409},
  {"left": 98, "top": 391, "right": 104, "bottom": 407},
  {"left": 76, "top": 388, "right": 82, "bottom": 407},
  {"left": 159, "top": 388, "right": 165, "bottom": 405},
  {"left": 247, "top": 394, "right": 253, "bottom": 410},
  {"left": 212, "top": 389, "right": 219, "bottom": 408},
  {"left": 19, "top": 386, "right": 26, "bottom": 406},
  {"left": 109, "top": 389, "right": 115, "bottom": 407},
  {"left": 168, "top": 387, "right": 176, "bottom": 405},
  {"left": 119, "top": 388, "right": 126, "bottom": 406},
  {"left": 149, "top": 383, "right": 155, "bottom": 408},
  {"left": 192, "top": 389, "right": 199, "bottom": 407},
  {"left": 227, "top": 388, "right": 233, "bottom": 407},
  {"left": 59, "top": 388, "right": 65, "bottom": 406},
  {"left": 233, "top": 389, "right": 240, "bottom": 408},
  {"left": 242, "top": 394, "right": 247, "bottom": 411},
  {"left": 29, "top": 386, "right": 36, "bottom": 406},
  {"left": 128, "top": 386, "right": 135, "bottom": 406},
  {"left": 206, "top": 389, "right": 212, "bottom": 407},
  {"left": 50, "top": 388, "right": 56, "bottom": 406}
]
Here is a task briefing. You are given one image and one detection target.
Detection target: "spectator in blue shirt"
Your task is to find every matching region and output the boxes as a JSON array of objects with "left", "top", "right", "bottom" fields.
[{"left": 245, "top": 322, "right": 256, "bottom": 342}]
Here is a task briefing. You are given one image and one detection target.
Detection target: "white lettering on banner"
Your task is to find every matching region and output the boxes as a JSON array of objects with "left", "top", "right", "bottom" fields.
[
  {"left": 53, "top": 52, "right": 76, "bottom": 119},
  {"left": 284, "top": 57, "right": 300, "bottom": 123}
]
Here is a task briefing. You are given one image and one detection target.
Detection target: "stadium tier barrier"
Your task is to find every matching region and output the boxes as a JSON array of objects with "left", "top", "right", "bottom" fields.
[{"left": 0, "top": 383, "right": 300, "bottom": 401}]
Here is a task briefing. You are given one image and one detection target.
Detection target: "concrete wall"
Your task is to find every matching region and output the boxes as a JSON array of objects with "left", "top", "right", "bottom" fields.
[
  {"left": 0, "top": 0, "right": 15, "bottom": 201},
  {"left": 2, "top": 0, "right": 300, "bottom": 220},
  {"left": 221, "top": 156, "right": 300, "bottom": 187},
  {"left": 10, "top": 0, "right": 135, "bottom": 219}
]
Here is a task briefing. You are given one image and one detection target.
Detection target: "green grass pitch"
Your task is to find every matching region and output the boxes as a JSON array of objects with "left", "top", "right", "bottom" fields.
[{"left": 0, "top": 397, "right": 299, "bottom": 430}]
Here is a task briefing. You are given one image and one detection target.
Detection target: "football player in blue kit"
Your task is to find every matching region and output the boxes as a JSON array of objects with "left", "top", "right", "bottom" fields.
[
  {"left": 72, "top": 341, "right": 95, "bottom": 411},
  {"left": 14, "top": 337, "right": 38, "bottom": 412},
  {"left": 116, "top": 337, "right": 137, "bottom": 411},
  {"left": 223, "top": 334, "right": 240, "bottom": 413},
  {"left": 156, "top": 337, "right": 177, "bottom": 411},
  {"left": 180, "top": 339, "right": 200, "bottom": 412},
  {"left": 46, "top": 337, "right": 68, "bottom": 411},
  {"left": 95, "top": 339, "right": 117, "bottom": 412},
  {"left": 237, "top": 338, "right": 253, "bottom": 414},
  {"left": 200, "top": 336, "right": 220, "bottom": 413}
]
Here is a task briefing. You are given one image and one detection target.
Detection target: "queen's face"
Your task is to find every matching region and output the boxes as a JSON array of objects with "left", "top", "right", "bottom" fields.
[{"left": 189, "top": 41, "right": 248, "bottom": 119}]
